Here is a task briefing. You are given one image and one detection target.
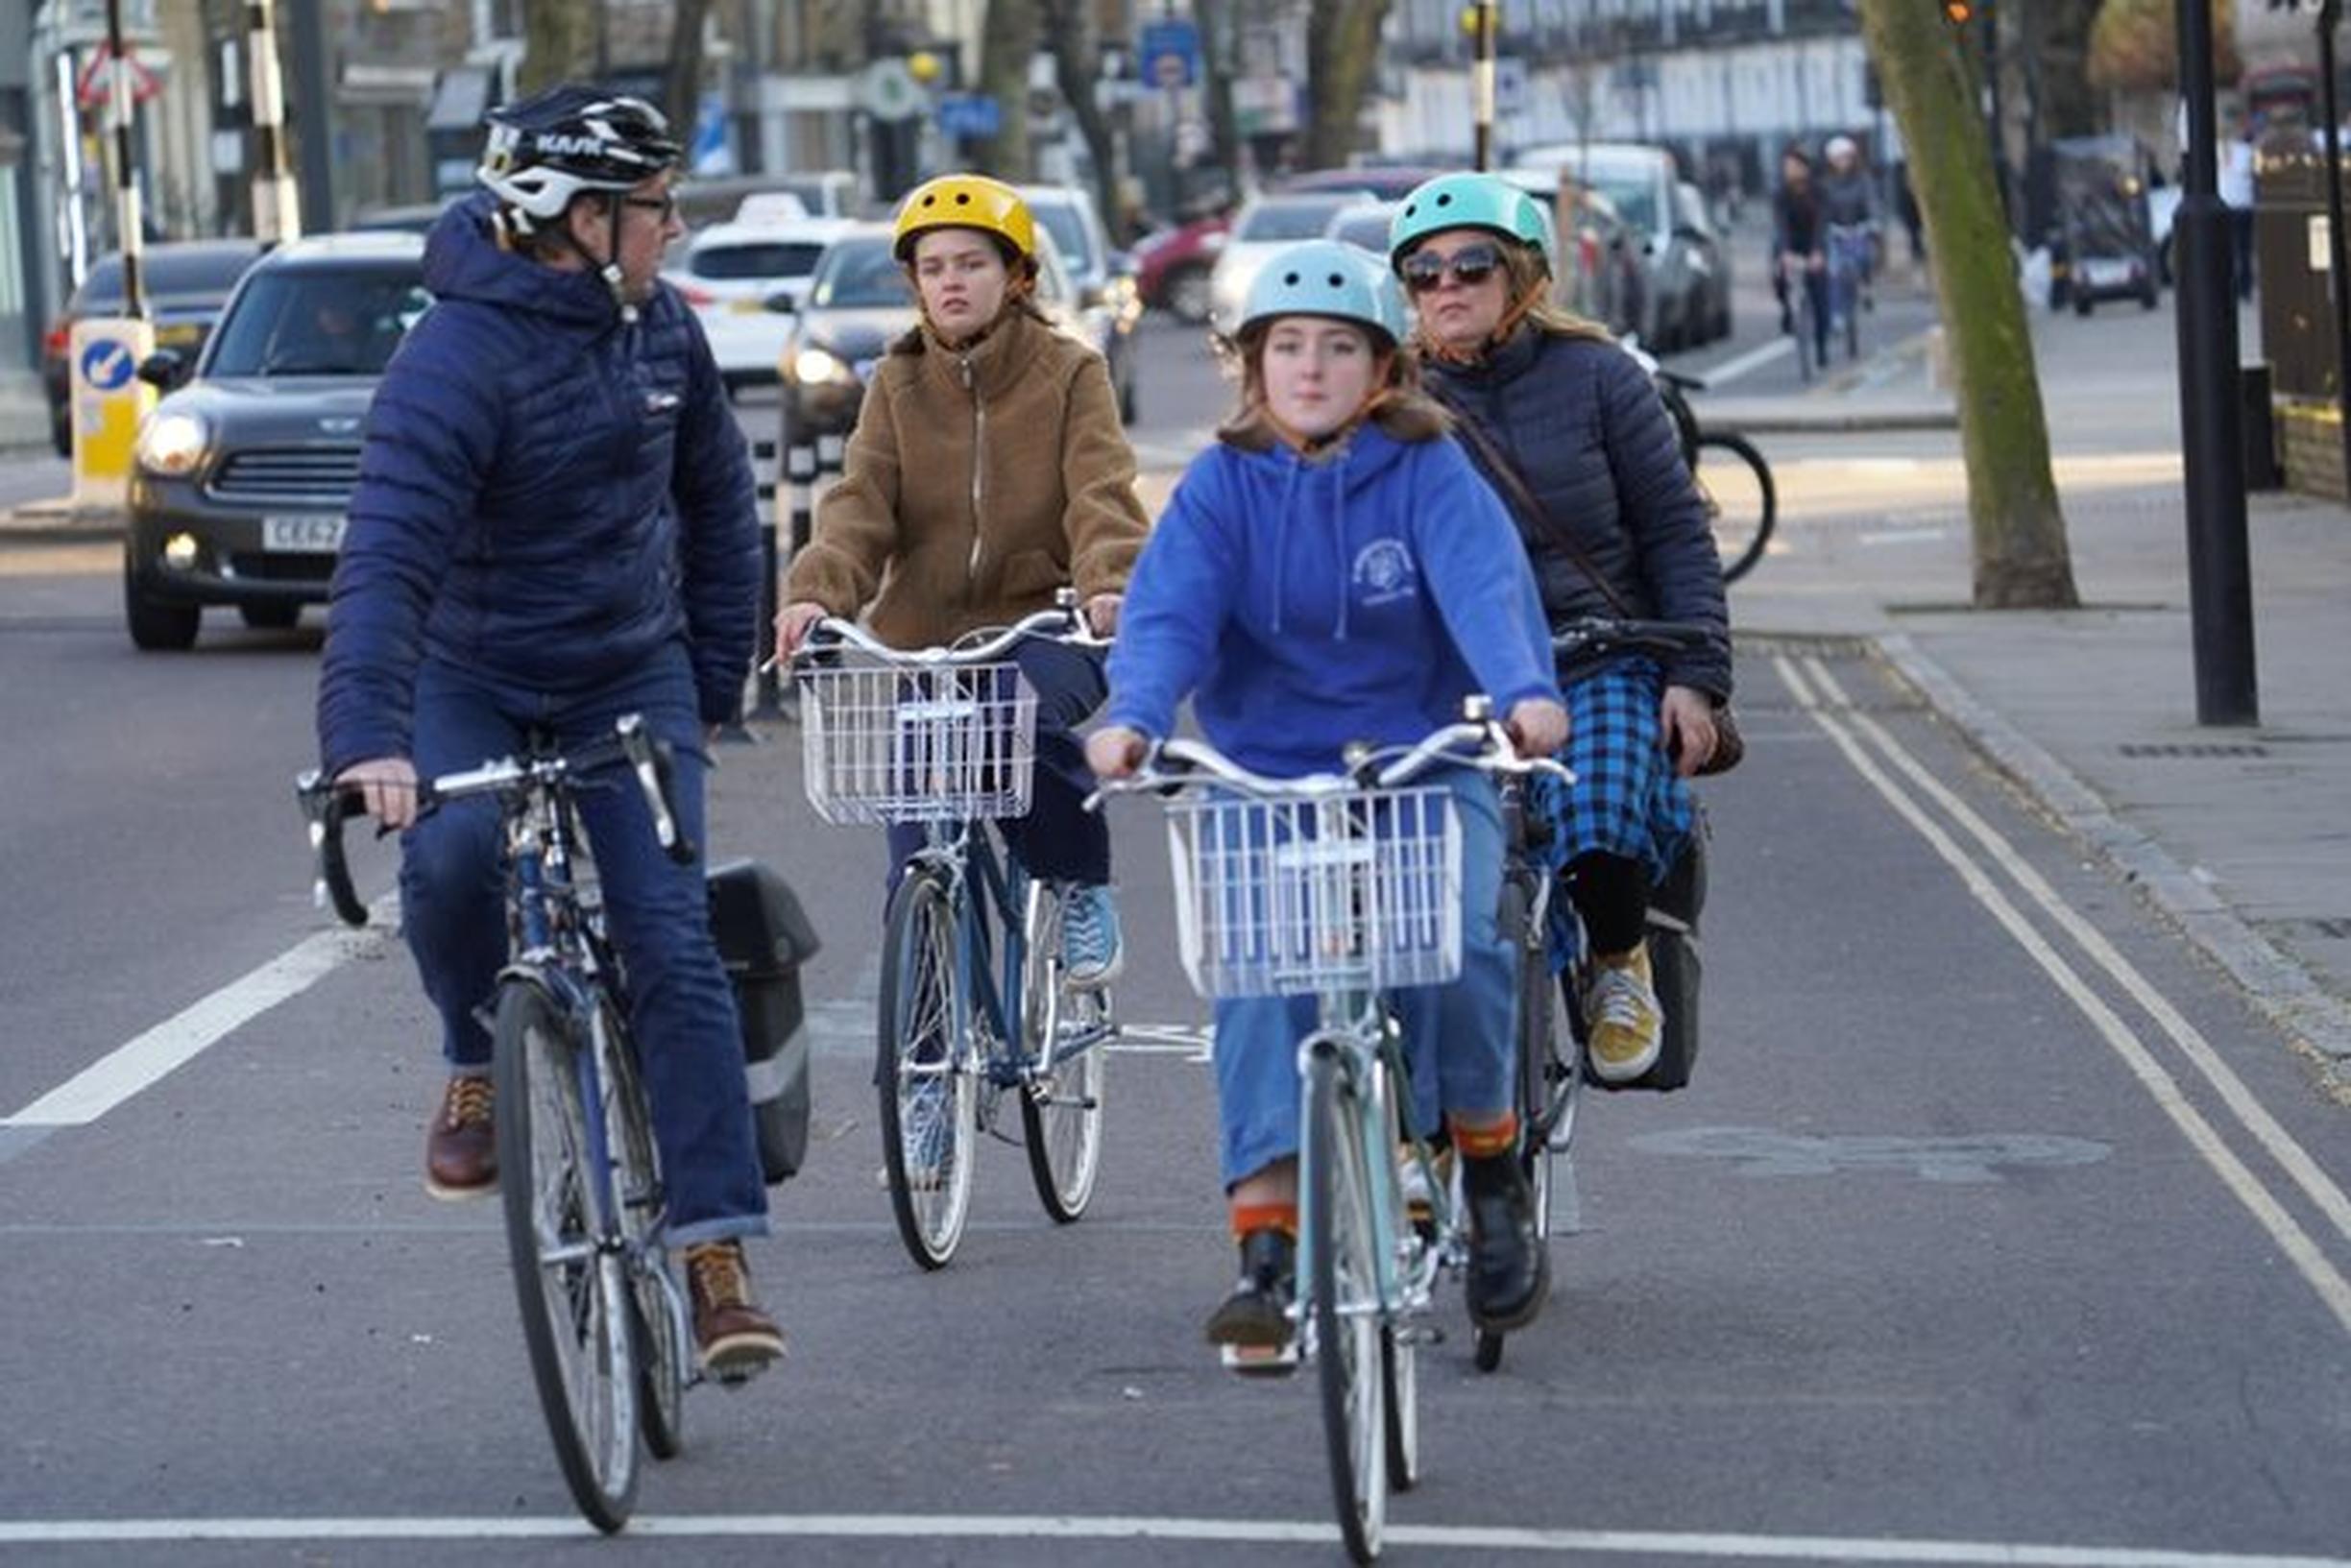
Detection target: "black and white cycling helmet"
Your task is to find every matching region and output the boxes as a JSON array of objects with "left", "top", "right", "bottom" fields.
[{"left": 476, "top": 84, "right": 682, "bottom": 230}]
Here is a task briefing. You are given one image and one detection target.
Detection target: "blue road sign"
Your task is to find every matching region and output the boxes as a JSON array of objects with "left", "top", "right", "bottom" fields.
[
  {"left": 80, "top": 338, "right": 135, "bottom": 393},
  {"left": 937, "top": 93, "right": 1002, "bottom": 140},
  {"left": 1139, "top": 18, "right": 1200, "bottom": 89}
]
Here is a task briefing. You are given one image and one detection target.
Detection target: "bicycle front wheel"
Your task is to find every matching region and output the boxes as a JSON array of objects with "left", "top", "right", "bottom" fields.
[
  {"left": 1306, "top": 1047, "right": 1388, "bottom": 1563},
  {"left": 878, "top": 867, "right": 978, "bottom": 1269},
  {"left": 1019, "top": 880, "right": 1107, "bottom": 1222},
  {"left": 1691, "top": 431, "right": 1777, "bottom": 585},
  {"left": 493, "top": 980, "right": 640, "bottom": 1532},
  {"left": 595, "top": 998, "right": 684, "bottom": 1459}
]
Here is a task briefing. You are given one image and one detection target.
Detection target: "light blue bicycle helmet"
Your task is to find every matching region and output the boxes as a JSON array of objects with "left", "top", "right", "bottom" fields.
[
  {"left": 1388, "top": 172, "right": 1556, "bottom": 273},
  {"left": 1237, "top": 240, "right": 1409, "bottom": 348}
]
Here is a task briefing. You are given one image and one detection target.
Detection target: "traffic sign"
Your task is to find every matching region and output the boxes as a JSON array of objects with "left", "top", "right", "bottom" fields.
[
  {"left": 75, "top": 40, "right": 163, "bottom": 111},
  {"left": 79, "top": 338, "right": 136, "bottom": 393},
  {"left": 937, "top": 93, "right": 1003, "bottom": 141},
  {"left": 1139, "top": 18, "right": 1200, "bottom": 90}
]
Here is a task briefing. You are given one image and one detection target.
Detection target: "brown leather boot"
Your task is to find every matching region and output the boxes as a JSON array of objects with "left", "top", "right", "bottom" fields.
[
  {"left": 424, "top": 1073, "right": 496, "bottom": 1200},
  {"left": 685, "top": 1241, "right": 787, "bottom": 1381}
]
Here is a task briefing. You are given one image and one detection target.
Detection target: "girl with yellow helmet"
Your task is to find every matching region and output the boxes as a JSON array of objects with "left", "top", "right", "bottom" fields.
[{"left": 779, "top": 174, "right": 1149, "bottom": 987}]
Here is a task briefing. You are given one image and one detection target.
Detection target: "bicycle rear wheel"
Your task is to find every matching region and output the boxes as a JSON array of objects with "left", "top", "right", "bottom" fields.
[
  {"left": 1306, "top": 1047, "right": 1387, "bottom": 1563},
  {"left": 878, "top": 867, "right": 978, "bottom": 1269},
  {"left": 493, "top": 979, "right": 640, "bottom": 1532},
  {"left": 1691, "top": 431, "right": 1777, "bottom": 585},
  {"left": 1019, "top": 880, "right": 1107, "bottom": 1222},
  {"left": 595, "top": 999, "right": 684, "bottom": 1459}
]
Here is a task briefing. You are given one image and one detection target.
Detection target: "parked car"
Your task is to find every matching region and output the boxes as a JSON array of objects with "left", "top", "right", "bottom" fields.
[
  {"left": 1207, "top": 190, "right": 1374, "bottom": 329},
  {"left": 1515, "top": 142, "right": 1722, "bottom": 350},
  {"left": 1496, "top": 169, "right": 1647, "bottom": 339},
  {"left": 1671, "top": 179, "right": 1733, "bottom": 342},
  {"left": 122, "top": 232, "right": 428, "bottom": 651},
  {"left": 775, "top": 224, "right": 1084, "bottom": 452},
  {"left": 43, "top": 239, "right": 262, "bottom": 457},
  {"left": 1131, "top": 210, "right": 1229, "bottom": 323},
  {"left": 675, "top": 171, "right": 863, "bottom": 230},
  {"left": 665, "top": 216, "right": 860, "bottom": 394},
  {"left": 1324, "top": 200, "right": 1401, "bottom": 258},
  {"left": 1020, "top": 183, "right": 1143, "bottom": 422},
  {"left": 1276, "top": 165, "right": 1457, "bottom": 204}
]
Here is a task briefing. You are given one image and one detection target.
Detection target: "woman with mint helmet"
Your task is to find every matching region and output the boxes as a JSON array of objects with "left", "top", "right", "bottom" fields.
[
  {"left": 1087, "top": 238, "right": 1567, "bottom": 1355},
  {"left": 1390, "top": 172, "right": 1733, "bottom": 1091}
]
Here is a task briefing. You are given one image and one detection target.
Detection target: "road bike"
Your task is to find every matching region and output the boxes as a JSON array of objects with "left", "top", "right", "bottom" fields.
[
  {"left": 1476, "top": 616, "right": 1721, "bottom": 1373},
  {"left": 792, "top": 601, "right": 1117, "bottom": 1269},
  {"left": 298, "top": 714, "right": 707, "bottom": 1532},
  {"left": 1642, "top": 352, "right": 1778, "bottom": 586},
  {"left": 1094, "top": 719, "right": 1557, "bottom": 1563}
]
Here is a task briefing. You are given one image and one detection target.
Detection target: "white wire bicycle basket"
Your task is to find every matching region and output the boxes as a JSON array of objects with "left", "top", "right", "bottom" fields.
[
  {"left": 798, "top": 663, "right": 1039, "bottom": 825},
  {"left": 1163, "top": 785, "right": 1463, "bottom": 1000}
]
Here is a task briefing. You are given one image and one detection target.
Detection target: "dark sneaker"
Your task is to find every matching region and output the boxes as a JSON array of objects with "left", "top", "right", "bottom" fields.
[
  {"left": 685, "top": 1241, "right": 786, "bottom": 1381},
  {"left": 424, "top": 1073, "right": 497, "bottom": 1200},
  {"left": 1462, "top": 1152, "right": 1548, "bottom": 1333},
  {"left": 1204, "top": 1228, "right": 1296, "bottom": 1351}
]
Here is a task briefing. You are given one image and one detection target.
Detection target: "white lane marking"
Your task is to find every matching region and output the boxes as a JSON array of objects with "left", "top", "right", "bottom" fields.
[
  {"left": 1857, "top": 527, "right": 1949, "bottom": 546},
  {"left": 1693, "top": 334, "right": 1794, "bottom": 388},
  {"left": 1806, "top": 659, "right": 2351, "bottom": 1249},
  {"left": 1779, "top": 657, "right": 2351, "bottom": 1338},
  {"left": 0, "top": 1515, "right": 2343, "bottom": 1563},
  {"left": 1, "top": 919, "right": 392, "bottom": 1128}
]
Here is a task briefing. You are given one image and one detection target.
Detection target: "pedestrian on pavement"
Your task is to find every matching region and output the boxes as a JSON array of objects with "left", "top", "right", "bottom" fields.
[
  {"left": 1388, "top": 171, "right": 1733, "bottom": 1089},
  {"left": 1771, "top": 146, "right": 1832, "bottom": 371},
  {"left": 1086, "top": 239, "right": 1569, "bottom": 1357},
  {"left": 776, "top": 174, "right": 1149, "bottom": 990},
  {"left": 314, "top": 83, "right": 787, "bottom": 1380}
]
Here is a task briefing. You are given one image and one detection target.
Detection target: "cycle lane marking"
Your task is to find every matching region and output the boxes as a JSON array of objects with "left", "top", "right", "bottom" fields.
[
  {"left": 0, "top": 910, "right": 393, "bottom": 1149},
  {"left": 1780, "top": 655, "right": 2351, "bottom": 1338},
  {"left": 0, "top": 1513, "right": 2343, "bottom": 1563}
]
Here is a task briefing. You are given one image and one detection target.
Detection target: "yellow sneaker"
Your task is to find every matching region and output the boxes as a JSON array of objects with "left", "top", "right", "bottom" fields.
[{"left": 1586, "top": 944, "right": 1662, "bottom": 1084}]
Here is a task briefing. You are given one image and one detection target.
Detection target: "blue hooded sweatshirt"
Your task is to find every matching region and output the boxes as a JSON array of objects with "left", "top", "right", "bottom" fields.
[
  {"left": 1105, "top": 423, "right": 1561, "bottom": 778},
  {"left": 315, "top": 194, "right": 759, "bottom": 773}
]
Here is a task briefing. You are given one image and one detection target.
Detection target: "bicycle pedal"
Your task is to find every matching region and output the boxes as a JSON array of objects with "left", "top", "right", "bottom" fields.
[{"left": 1219, "top": 1340, "right": 1300, "bottom": 1378}]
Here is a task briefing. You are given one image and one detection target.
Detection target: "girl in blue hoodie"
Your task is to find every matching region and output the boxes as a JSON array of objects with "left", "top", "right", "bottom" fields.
[{"left": 1086, "top": 241, "right": 1568, "bottom": 1349}]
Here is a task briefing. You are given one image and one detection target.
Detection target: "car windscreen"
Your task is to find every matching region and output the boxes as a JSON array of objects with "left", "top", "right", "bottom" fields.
[
  {"left": 205, "top": 268, "right": 432, "bottom": 377},
  {"left": 1029, "top": 204, "right": 1097, "bottom": 276},
  {"left": 74, "top": 248, "right": 259, "bottom": 311},
  {"left": 1328, "top": 212, "right": 1394, "bottom": 254},
  {"left": 691, "top": 241, "right": 828, "bottom": 281},
  {"left": 809, "top": 239, "right": 910, "bottom": 309},
  {"left": 1237, "top": 197, "right": 1348, "bottom": 242},
  {"left": 1570, "top": 168, "right": 1659, "bottom": 235}
]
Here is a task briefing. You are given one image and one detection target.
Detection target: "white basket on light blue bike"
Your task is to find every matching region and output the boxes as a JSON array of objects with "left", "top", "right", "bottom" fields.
[
  {"left": 798, "top": 663, "right": 1038, "bottom": 825},
  {"left": 1164, "top": 785, "right": 1462, "bottom": 999}
]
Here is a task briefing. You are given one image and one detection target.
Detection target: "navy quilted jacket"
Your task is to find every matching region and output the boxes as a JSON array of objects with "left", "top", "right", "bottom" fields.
[
  {"left": 316, "top": 194, "right": 760, "bottom": 772},
  {"left": 1423, "top": 327, "right": 1733, "bottom": 700}
]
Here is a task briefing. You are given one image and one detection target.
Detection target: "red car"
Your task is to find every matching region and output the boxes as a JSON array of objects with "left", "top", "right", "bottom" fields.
[{"left": 1130, "top": 212, "right": 1230, "bottom": 324}]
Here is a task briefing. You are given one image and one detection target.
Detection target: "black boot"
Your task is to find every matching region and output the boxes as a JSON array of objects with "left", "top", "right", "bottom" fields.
[
  {"left": 1204, "top": 1228, "right": 1296, "bottom": 1349},
  {"left": 1462, "top": 1153, "right": 1547, "bottom": 1332}
]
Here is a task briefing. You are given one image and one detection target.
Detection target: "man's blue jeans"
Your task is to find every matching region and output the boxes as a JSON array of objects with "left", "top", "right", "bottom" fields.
[{"left": 400, "top": 647, "right": 766, "bottom": 1243}]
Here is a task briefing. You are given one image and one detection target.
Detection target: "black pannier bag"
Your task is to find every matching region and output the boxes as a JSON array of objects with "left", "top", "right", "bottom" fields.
[
  {"left": 707, "top": 860, "right": 821, "bottom": 1182},
  {"left": 1635, "top": 813, "right": 1708, "bottom": 1092}
]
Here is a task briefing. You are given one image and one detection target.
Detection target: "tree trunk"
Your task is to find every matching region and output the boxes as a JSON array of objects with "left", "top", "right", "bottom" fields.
[
  {"left": 1039, "top": 0, "right": 1124, "bottom": 237},
  {"left": 1194, "top": 0, "right": 1242, "bottom": 206},
  {"left": 1303, "top": 0, "right": 1390, "bottom": 171},
  {"left": 1858, "top": 0, "right": 2078, "bottom": 610},
  {"left": 519, "top": 0, "right": 596, "bottom": 96},
  {"left": 663, "top": 0, "right": 714, "bottom": 149},
  {"left": 972, "top": 0, "right": 1044, "bottom": 180}
]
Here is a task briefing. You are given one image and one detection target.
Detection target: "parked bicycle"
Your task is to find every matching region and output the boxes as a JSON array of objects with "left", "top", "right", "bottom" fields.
[
  {"left": 1093, "top": 718, "right": 1558, "bottom": 1563},
  {"left": 297, "top": 713, "right": 705, "bottom": 1533},
  {"left": 1633, "top": 345, "right": 1778, "bottom": 585},
  {"left": 791, "top": 599, "right": 1117, "bottom": 1269}
]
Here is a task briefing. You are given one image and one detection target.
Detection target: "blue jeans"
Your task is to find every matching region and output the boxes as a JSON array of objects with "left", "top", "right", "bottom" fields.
[
  {"left": 1208, "top": 769, "right": 1515, "bottom": 1188},
  {"left": 885, "top": 638, "right": 1110, "bottom": 889},
  {"left": 400, "top": 647, "right": 767, "bottom": 1243}
]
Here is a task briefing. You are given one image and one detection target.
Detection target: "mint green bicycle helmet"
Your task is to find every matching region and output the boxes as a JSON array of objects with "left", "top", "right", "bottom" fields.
[
  {"left": 1389, "top": 172, "right": 1556, "bottom": 273},
  {"left": 1238, "top": 239, "right": 1409, "bottom": 348}
]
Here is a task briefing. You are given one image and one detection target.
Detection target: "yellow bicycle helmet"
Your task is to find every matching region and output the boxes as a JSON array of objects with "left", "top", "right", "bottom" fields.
[{"left": 893, "top": 174, "right": 1038, "bottom": 264}]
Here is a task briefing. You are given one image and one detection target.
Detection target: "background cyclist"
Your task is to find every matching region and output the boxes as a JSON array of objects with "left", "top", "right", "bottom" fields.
[
  {"left": 1818, "top": 133, "right": 1878, "bottom": 325},
  {"left": 776, "top": 174, "right": 1148, "bottom": 989},
  {"left": 1086, "top": 240, "right": 1567, "bottom": 1353},
  {"left": 316, "top": 84, "right": 785, "bottom": 1379},
  {"left": 1389, "top": 173, "right": 1732, "bottom": 1090}
]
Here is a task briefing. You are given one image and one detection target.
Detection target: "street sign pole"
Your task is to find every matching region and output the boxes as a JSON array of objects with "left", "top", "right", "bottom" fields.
[
  {"left": 2315, "top": 0, "right": 2351, "bottom": 495},
  {"left": 2171, "top": 0, "right": 2258, "bottom": 726},
  {"left": 106, "top": 0, "right": 141, "bottom": 320},
  {"left": 248, "top": 0, "right": 300, "bottom": 243},
  {"left": 1471, "top": 1, "right": 1496, "bottom": 171}
]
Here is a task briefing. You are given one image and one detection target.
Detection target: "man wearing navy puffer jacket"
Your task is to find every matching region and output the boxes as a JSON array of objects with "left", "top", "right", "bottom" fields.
[{"left": 315, "top": 84, "right": 784, "bottom": 1379}]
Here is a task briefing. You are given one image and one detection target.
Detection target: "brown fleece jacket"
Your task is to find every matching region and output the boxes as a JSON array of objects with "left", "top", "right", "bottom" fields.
[{"left": 783, "top": 308, "right": 1149, "bottom": 649}]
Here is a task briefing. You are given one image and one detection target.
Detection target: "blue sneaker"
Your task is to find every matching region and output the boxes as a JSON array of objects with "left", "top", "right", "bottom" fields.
[{"left": 1060, "top": 881, "right": 1124, "bottom": 990}]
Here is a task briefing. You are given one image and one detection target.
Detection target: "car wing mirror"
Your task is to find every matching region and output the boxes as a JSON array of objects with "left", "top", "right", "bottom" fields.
[
  {"left": 136, "top": 349, "right": 187, "bottom": 390},
  {"left": 763, "top": 290, "right": 798, "bottom": 314}
]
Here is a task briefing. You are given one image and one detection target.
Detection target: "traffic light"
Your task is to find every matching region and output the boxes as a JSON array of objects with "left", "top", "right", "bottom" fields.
[{"left": 1943, "top": 0, "right": 1975, "bottom": 21}]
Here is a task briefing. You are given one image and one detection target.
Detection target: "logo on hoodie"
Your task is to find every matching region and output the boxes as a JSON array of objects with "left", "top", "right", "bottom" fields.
[{"left": 1351, "top": 538, "right": 1418, "bottom": 608}]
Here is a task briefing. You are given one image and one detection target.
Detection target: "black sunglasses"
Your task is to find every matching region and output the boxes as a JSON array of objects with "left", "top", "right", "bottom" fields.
[{"left": 1399, "top": 241, "right": 1504, "bottom": 293}]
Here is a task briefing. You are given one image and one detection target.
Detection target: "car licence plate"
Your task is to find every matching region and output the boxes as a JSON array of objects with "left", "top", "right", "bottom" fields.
[
  {"left": 263, "top": 514, "right": 347, "bottom": 551},
  {"left": 2082, "top": 259, "right": 2132, "bottom": 287}
]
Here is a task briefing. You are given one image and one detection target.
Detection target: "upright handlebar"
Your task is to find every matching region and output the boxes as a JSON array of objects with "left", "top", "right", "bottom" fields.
[{"left": 791, "top": 591, "right": 1098, "bottom": 670}]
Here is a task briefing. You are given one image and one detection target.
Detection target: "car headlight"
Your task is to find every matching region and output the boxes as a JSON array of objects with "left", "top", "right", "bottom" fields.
[
  {"left": 136, "top": 410, "right": 211, "bottom": 477},
  {"left": 791, "top": 347, "right": 853, "bottom": 386}
]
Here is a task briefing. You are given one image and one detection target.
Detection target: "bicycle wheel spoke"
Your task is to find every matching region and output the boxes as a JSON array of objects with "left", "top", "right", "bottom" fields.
[
  {"left": 1308, "top": 1049, "right": 1387, "bottom": 1563},
  {"left": 1022, "top": 883, "right": 1108, "bottom": 1221},
  {"left": 879, "top": 871, "right": 978, "bottom": 1268}
]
